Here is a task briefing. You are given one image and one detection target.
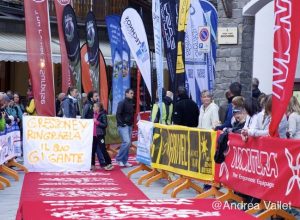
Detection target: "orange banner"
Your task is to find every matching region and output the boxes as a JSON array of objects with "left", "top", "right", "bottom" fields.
[
  {"left": 99, "top": 50, "right": 108, "bottom": 111},
  {"left": 80, "top": 44, "right": 93, "bottom": 93}
]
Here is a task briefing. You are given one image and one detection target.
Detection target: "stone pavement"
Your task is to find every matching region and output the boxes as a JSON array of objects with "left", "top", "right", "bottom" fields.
[{"left": 0, "top": 167, "right": 200, "bottom": 220}]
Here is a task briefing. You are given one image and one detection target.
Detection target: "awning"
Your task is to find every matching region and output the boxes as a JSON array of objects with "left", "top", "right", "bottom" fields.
[{"left": 0, "top": 33, "right": 112, "bottom": 64}]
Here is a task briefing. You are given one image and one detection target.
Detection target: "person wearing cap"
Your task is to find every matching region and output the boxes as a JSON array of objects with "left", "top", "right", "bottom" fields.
[{"left": 215, "top": 82, "right": 242, "bottom": 130}]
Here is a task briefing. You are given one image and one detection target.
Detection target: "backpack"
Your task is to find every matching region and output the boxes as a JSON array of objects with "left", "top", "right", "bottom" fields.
[{"left": 214, "top": 130, "right": 229, "bottom": 164}]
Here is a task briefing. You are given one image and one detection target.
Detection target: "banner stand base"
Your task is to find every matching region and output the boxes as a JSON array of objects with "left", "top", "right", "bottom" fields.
[
  {"left": 246, "top": 200, "right": 296, "bottom": 220},
  {"left": 217, "top": 188, "right": 244, "bottom": 203},
  {"left": 145, "top": 170, "right": 169, "bottom": 187},
  {"left": 162, "top": 176, "right": 186, "bottom": 194},
  {"left": 195, "top": 185, "right": 224, "bottom": 199},
  {"left": 0, "top": 165, "right": 19, "bottom": 181},
  {"left": 171, "top": 178, "right": 203, "bottom": 198},
  {"left": 127, "top": 164, "right": 152, "bottom": 179},
  {"left": 6, "top": 159, "right": 28, "bottom": 173},
  {"left": 0, "top": 175, "right": 10, "bottom": 187},
  {"left": 138, "top": 169, "right": 159, "bottom": 185}
]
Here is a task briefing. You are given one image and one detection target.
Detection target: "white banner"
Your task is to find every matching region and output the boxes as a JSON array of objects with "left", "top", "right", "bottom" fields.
[
  {"left": 185, "top": 1, "right": 208, "bottom": 102},
  {"left": 0, "top": 123, "right": 21, "bottom": 165},
  {"left": 136, "top": 120, "right": 153, "bottom": 166},
  {"left": 152, "top": 0, "right": 164, "bottom": 122},
  {"left": 23, "top": 116, "right": 93, "bottom": 172},
  {"left": 121, "top": 8, "right": 152, "bottom": 97}
]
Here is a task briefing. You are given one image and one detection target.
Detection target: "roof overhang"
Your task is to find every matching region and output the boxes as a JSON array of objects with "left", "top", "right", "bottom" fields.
[{"left": 0, "top": 33, "right": 112, "bottom": 64}]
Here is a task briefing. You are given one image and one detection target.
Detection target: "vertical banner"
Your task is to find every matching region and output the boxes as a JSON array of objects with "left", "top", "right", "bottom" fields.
[
  {"left": 121, "top": 8, "right": 152, "bottom": 98},
  {"left": 185, "top": 1, "right": 217, "bottom": 103},
  {"left": 62, "top": 4, "right": 82, "bottom": 107},
  {"left": 137, "top": 120, "right": 154, "bottom": 166},
  {"left": 24, "top": 0, "right": 55, "bottom": 116},
  {"left": 122, "top": 34, "right": 131, "bottom": 94},
  {"left": 106, "top": 15, "right": 123, "bottom": 114},
  {"left": 270, "top": 0, "right": 300, "bottom": 136},
  {"left": 85, "top": 11, "right": 100, "bottom": 94},
  {"left": 99, "top": 50, "right": 109, "bottom": 111},
  {"left": 54, "top": 0, "right": 72, "bottom": 93},
  {"left": 176, "top": 0, "right": 190, "bottom": 88},
  {"left": 200, "top": 0, "right": 218, "bottom": 92},
  {"left": 152, "top": 0, "right": 164, "bottom": 123},
  {"left": 80, "top": 44, "right": 93, "bottom": 93},
  {"left": 161, "top": 0, "right": 178, "bottom": 92}
]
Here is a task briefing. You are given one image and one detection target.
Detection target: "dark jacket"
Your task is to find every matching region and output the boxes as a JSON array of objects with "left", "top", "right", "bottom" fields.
[
  {"left": 82, "top": 100, "right": 94, "bottom": 119},
  {"left": 61, "top": 96, "right": 79, "bottom": 118},
  {"left": 116, "top": 97, "right": 134, "bottom": 127},
  {"left": 95, "top": 110, "right": 108, "bottom": 136},
  {"left": 173, "top": 94, "right": 199, "bottom": 127},
  {"left": 216, "top": 98, "right": 233, "bottom": 130}
]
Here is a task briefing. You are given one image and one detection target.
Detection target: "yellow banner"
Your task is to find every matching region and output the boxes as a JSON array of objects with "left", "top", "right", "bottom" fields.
[
  {"left": 176, "top": 0, "right": 190, "bottom": 74},
  {"left": 151, "top": 123, "right": 216, "bottom": 181}
]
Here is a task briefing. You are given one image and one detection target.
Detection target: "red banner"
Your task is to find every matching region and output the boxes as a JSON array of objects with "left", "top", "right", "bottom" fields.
[
  {"left": 24, "top": 0, "right": 55, "bottom": 116},
  {"left": 270, "top": 0, "right": 300, "bottom": 136},
  {"left": 54, "top": 0, "right": 72, "bottom": 93},
  {"left": 99, "top": 50, "right": 108, "bottom": 111},
  {"left": 215, "top": 134, "right": 300, "bottom": 208}
]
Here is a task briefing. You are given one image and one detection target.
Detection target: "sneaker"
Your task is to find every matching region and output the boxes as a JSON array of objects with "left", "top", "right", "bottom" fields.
[
  {"left": 124, "top": 162, "right": 133, "bottom": 167},
  {"left": 104, "top": 164, "right": 114, "bottom": 171},
  {"left": 90, "top": 165, "right": 96, "bottom": 171},
  {"left": 117, "top": 161, "right": 125, "bottom": 167}
]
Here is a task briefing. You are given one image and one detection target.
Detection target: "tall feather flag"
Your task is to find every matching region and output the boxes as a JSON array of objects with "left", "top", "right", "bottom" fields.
[
  {"left": 152, "top": 0, "right": 164, "bottom": 122},
  {"left": 176, "top": 0, "right": 190, "bottom": 88},
  {"left": 62, "top": 4, "right": 82, "bottom": 109},
  {"left": 24, "top": 0, "right": 55, "bottom": 116},
  {"left": 121, "top": 8, "right": 152, "bottom": 98},
  {"left": 269, "top": 0, "right": 300, "bottom": 136},
  {"left": 85, "top": 11, "right": 100, "bottom": 94},
  {"left": 54, "top": 0, "right": 72, "bottom": 93}
]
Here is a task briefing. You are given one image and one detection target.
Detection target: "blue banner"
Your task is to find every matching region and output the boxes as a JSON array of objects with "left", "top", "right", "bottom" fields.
[
  {"left": 160, "top": 0, "right": 178, "bottom": 93},
  {"left": 106, "top": 15, "right": 124, "bottom": 114},
  {"left": 200, "top": 0, "right": 218, "bottom": 91},
  {"left": 122, "top": 33, "right": 131, "bottom": 96},
  {"left": 184, "top": 0, "right": 217, "bottom": 105}
]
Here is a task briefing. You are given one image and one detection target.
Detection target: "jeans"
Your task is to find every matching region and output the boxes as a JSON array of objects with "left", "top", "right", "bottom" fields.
[
  {"left": 116, "top": 125, "right": 132, "bottom": 163},
  {"left": 91, "top": 136, "right": 105, "bottom": 166}
]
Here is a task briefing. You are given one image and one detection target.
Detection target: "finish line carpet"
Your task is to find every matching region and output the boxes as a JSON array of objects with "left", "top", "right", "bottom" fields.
[{"left": 16, "top": 168, "right": 255, "bottom": 220}]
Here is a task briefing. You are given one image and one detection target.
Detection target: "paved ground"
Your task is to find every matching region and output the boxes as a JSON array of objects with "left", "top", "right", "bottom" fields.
[{"left": 0, "top": 166, "right": 201, "bottom": 220}]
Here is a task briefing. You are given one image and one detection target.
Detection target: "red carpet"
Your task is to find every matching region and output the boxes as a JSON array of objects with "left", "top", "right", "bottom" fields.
[
  {"left": 19, "top": 198, "right": 255, "bottom": 219},
  {"left": 16, "top": 167, "right": 147, "bottom": 219},
  {"left": 17, "top": 167, "right": 255, "bottom": 219}
]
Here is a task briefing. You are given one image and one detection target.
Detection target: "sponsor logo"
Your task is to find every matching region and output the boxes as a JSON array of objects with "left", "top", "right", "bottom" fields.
[
  {"left": 231, "top": 146, "right": 278, "bottom": 178},
  {"left": 86, "top": 21, "right": 95, "bottom": 47},
  {"left": 272, "top": 0, "right": 291, "bottom": 99},
  {"left": 64, "top": 15, "right": 74, "bottom": 42},
  {"left": 136, "top": 42, "right": 149, "bottom": 63},
  {"left": 285, "top": 148, "right": 300, "bottom": 195},
  {"left": 162, "top": 3, "right": 176, "bottom": 50},
  {"left": 56, "top": 0, "right": 70, "bottom": 6},
  {"left": 123, "top": 16, "right": 142, "bottom": 46}
]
